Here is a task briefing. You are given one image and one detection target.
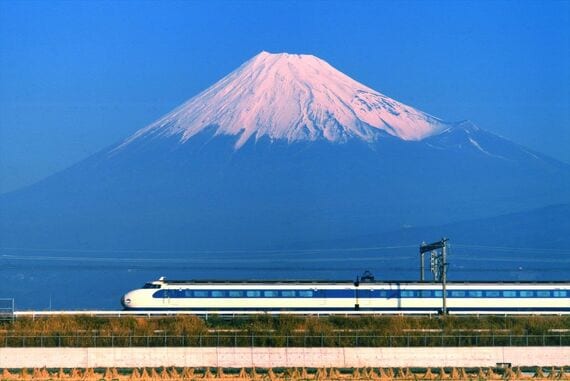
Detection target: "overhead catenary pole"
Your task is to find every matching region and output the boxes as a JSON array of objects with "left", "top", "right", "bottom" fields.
[
  {"left": 441, "top": 238, "right": 448, "bottom": 315},
  {"left": 419, "top": 237, "right": 450, "bottom": 314},
  {"left": 420, "top": 242, "right": 426, "bottom": 282}
]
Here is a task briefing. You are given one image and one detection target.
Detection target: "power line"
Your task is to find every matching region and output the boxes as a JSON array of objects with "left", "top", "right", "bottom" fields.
[
  {"left": 453, "top": 244, "right": 570, "bottom": 255},
  {"left": 0, "top": 244, "right": 418, "bottom": 255}
]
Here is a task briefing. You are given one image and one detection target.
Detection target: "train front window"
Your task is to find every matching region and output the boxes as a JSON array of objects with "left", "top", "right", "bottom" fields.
[{"left": 143, "top": 283, "right": 161, "bottom": 289}]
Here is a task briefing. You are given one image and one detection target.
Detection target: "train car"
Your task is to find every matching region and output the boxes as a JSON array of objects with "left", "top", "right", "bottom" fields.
[{"left": 121, "top": 276, "right": 570, "bottom": 315}]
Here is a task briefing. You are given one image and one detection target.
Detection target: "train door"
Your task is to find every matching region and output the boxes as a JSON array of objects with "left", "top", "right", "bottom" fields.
[
  {"left": 319, "top": 288, "right": 327, "bottom": 308},
  {"left": 360, "top": 288, "right": 375, "bottom": 310},
  {"left": 355, "top": 287, "right": 360, "bottom": 310}
]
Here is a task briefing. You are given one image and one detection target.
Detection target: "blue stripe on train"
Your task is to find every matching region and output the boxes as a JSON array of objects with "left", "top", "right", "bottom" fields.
[{"left": 152, "top": 289, "right": 569, "bottom": 299}]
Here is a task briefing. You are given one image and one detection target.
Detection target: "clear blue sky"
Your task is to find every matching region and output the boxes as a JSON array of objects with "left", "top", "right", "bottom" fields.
[{"left": 1, "top": 0, "right": 568, "bottom": 193}]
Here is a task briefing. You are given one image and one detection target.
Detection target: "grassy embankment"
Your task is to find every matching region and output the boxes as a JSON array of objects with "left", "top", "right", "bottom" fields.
[{"left": 1, "top": 315, "right": 568, "bottom": 347}]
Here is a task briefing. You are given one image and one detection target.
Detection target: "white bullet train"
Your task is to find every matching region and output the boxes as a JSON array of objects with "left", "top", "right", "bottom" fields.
[{"left": 121, "top": 274, "right": 570, "bottom": 315}]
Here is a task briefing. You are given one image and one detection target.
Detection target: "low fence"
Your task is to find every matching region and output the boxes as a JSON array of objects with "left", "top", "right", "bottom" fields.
[
  {"left": 1, "top": 334, "right": 569, "bottom": 348},
  {"left": 0, "top": 298, "right": 15, "bottom": 322}
]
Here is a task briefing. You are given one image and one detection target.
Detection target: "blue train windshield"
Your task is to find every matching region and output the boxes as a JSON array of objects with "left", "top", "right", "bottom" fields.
[{"left": 142, "top": 283, "right": 161, "bottom": 289}]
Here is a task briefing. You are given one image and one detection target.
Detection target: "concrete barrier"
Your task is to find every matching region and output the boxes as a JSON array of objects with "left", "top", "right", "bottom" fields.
[{"left": 0, "top": 347, "right": 568, "bottom": 368}]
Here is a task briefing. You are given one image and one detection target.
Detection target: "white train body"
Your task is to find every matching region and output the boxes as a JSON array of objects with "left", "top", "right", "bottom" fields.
[{"left": 121, "top": 277, "right": 570, "bottom": 315}]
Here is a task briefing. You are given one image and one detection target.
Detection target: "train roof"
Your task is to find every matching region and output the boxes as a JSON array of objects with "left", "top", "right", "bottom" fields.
[{"left": 156, "top": 279, "right": 570, "bottom": 285}]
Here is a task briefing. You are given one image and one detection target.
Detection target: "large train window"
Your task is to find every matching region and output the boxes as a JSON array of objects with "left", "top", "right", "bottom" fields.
[{"left": 298, "top": 290, "right": 314, "bottom": 297}]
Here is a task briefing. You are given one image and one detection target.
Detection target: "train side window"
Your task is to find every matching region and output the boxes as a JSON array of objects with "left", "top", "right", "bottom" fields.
[
  {"left": 246, "top": 291, "right": 261, "bottom": 297},
  {"left": 468, "top": 291, "right": 483, "bottom": 297},
  {"left": 450, "top": 291, "right": 466, "bottom": 297},
  {"left": 281, "top": 290, "right": 296, "bottom": 297},
  {"left": 184, "top": 290, "right": 193, "bottom": 297},
  {"left": 536, "top": 291, "right": 551, "bottom": 297},
  {"left": 228, "top": 291, "right": 244, "bottom": 297},
  {"left": 502, "top": 291, "right": 517, "bottom": 297},
  {"left": 376, "top": 291, "right": 387, "bottom": 297},
  {"left": 211, "top": 291, "right": 225, "bottom": 297},
  {"left": 420, "top": 290, "right": 432, "bottom": 297},
  {"left": 519, "top": 291, "right": 535, "bottom": 297},
  {"left": 193, "top": 290, "right": 208, "bottom": 297},
  {"left": 553, "top": 291, "right": 568, "bottom": 297},
  {"left": 298, "top": 290, "right": 314, "bottom": 297},
  {"left": 152, "top": 290, "right": 166, "bottom": 298},
  {"left": 485, "top": 291, "right": 500, "bottom": 297},
  {"left": 400, "top": 291, "right": 415, "bottom": 297},
  {"left": 263, "top": 291, "right": 279, "bottom": 297},
  {"left": 433, "top": 291, "right": 442, "bottom": 297}
]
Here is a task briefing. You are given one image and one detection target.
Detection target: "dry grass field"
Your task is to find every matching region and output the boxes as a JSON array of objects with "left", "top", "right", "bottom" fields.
[
  {"left": 1, "top": 366, "right": 570, "bottom": 380},
  {"left": 3, "top": 315, "right": 569, "bottom": 338}
]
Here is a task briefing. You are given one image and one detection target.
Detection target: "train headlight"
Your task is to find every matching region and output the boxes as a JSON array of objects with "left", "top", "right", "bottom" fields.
[{"left": 121, "top": 295, "right": 132, "bottom": 308}]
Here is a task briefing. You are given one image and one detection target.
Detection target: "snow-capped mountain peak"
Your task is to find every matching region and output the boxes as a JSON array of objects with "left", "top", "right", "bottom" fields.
[{"left": 118, "top": 51, "right": 450, "bottom": 149}]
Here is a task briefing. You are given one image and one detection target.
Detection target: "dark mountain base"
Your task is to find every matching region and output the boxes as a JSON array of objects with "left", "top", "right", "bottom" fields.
[{"left": 2, "top": 129, "right": 569, "bottom": 252}]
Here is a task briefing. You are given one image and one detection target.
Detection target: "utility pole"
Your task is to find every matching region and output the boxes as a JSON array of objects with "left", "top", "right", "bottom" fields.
[
  {"left": 419, "top": 238, "right": 449, "bottom": 314},
  {"left": 420, "top": 241, "right": 426, "bottom": 282},
  {"left": 441, "top": 238, "right": 448, "bottom": 315}
]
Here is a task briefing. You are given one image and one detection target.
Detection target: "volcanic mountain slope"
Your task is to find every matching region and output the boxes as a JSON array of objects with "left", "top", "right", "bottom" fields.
[
  {"left": 116, "top": 51, "right": 448, "bottom": 150},
  {"left": 1, "top": 52, "right": 569, "bottom": 251}
]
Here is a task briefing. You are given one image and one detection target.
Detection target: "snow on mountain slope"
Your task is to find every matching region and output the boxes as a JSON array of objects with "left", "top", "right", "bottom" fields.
[{"left": 117, "top": 51, "right": 450, "bottom": 150}]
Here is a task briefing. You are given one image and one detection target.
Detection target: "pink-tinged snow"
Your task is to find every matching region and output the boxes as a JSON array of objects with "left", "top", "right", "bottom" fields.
[{"left": 119, "top": 51, "right": 451, "bottom": 149}]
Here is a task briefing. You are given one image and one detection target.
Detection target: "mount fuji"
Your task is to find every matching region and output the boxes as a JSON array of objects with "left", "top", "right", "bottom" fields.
[
  {"left": 117, "top": 51, "right": 448, "bottom": 150},
  {"left": 2, "top": 52, "right": 569, "bottom": 252}
]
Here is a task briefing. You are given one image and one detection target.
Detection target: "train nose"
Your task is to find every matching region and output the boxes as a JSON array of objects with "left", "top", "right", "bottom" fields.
[{"left": 121, "top": 293, "right": 132, "bottom": 309}]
